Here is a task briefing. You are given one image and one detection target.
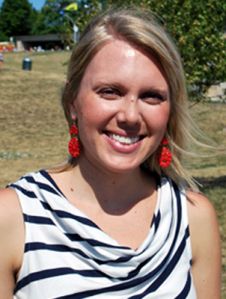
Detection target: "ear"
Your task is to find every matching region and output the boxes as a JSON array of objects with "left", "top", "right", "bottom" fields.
[{"left": 69, "top": 102, "right": 77, "bottom": 121}]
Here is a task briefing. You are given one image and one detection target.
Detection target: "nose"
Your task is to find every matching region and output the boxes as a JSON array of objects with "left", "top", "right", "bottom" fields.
[{"left": 116, "top": 96, "right": 141, "bottom": 127}]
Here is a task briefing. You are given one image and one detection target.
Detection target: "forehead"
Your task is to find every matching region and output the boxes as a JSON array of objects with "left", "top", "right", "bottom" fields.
[
  {"left": 82, "top": 39, "right": 168, "bottom": 90},
  {"left": 89, "top": 39, "right": 156, "bottom": 68}
]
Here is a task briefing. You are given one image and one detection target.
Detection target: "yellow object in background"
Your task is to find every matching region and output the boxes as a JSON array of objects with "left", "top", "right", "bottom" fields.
[{"left": 65, "top": 3, "right": 78, "bottom": 11}]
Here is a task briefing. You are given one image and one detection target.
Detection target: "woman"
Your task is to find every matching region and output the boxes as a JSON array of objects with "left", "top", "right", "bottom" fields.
[{"left": 0, "top": 8, "right": 221, "bottom": 299}]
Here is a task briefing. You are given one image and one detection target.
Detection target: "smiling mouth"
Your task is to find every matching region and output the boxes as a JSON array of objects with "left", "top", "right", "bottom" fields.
[{"left": 106, "top": 132, "right": 143, "bottom": 145}]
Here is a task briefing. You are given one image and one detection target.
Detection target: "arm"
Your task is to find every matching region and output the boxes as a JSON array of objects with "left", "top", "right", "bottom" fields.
[
  {"left": 187, "top": 191, "right": 221, "bottom": 299},
  {"left": 0, "top": 189, "right": 24, "bottom": 299}
]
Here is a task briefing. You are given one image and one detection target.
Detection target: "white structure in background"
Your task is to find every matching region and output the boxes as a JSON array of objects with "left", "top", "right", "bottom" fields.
[{"left": 206, "top": 82, "right": 226, "bottom": 102}]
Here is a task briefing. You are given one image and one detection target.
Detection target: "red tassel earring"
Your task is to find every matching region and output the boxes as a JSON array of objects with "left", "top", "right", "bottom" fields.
[
  {"left": 68, "top": 123, "right": 80, "bottom": 158},
  {"left": 158, "top": 137, "right": 172, "bottom": 168}
]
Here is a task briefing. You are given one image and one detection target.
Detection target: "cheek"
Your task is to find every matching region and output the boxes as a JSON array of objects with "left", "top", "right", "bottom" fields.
[
  {"left": 76, "top": 104, "right": 106, "bottom": 134},
  {"left": 145, "top": 105, "right": 170, "bottom": 132},
  {"left": 74, "top": 96, "right": 97, "bottom": 125},
  {"left": 76, "top": 97, "right": 119, "bottom": 129}
]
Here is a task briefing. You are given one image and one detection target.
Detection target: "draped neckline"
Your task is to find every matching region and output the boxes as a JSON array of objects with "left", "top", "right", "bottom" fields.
[{"left": 39, "top": 169, "right": 162, "bottom": 253}]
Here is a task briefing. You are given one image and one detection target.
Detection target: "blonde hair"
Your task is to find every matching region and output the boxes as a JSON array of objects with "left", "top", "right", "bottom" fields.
[{"left": 61, "top": 8, "right": 200, "bottom": 189}]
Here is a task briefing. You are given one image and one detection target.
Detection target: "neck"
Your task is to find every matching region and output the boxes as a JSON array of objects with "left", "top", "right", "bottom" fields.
[{"left": 73, "top": 156, "right": 156, "bottom": 214}]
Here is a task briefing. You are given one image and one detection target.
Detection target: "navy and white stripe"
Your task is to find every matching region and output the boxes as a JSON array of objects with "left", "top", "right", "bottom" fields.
[{"left": 10, "top": 170, "right": 197, "bottom": 298}]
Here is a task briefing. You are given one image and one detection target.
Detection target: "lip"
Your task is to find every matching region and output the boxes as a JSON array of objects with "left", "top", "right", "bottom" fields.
[{"left": 103, "top": 131, "right": 143, "bottom": 153}]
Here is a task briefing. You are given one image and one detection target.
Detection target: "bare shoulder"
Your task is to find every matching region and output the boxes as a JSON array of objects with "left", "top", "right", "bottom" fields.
[
  {"left": 186, "top": 190, "right": 220, "bottom": 257},
  {"left": 186, "top": 190, "right": 221, "bottom": 298},
  {"left": 0, "top": 188, "right": 24, "bottom": 297},
  {"left": 186, "top": 190, "right": 219, "bottom": 228},
  {"left": 0, "top": 188, "right": 23, "bottom": 229},
  {"left": 0, "top": 187, "right": 24, "bottom": 261}
]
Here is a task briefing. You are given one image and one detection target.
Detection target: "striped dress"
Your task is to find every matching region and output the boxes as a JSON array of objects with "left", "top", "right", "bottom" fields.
[{"left": 10, "top": 170, "right": 197, "bottom": 299}]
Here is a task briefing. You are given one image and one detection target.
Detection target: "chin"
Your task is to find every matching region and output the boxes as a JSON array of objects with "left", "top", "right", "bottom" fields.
[
  {"left": 82, "top": 151, "right": 146, "bottom": 175},
  {"left": 99, "top": 160, "right": 142, "bottom": 175}
]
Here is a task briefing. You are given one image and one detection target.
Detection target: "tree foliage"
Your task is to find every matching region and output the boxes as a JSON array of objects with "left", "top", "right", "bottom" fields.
[
  {"left": 32, "top": 0, "right": 72, "bottom": 34},
  {"left": 32, "top": 0, "right": 101, "bottom": 39},
  {"left": 30, "top": 0, "right": 100, "bottom": 47},
  {"left": 0, "top": 0, "right": 33, "bottom": 38},
  {"left": 151, "top": 0, "right": 226, "bottom": 96},
  {"left": 72, "top": 0, "right": 101, "bottom": 31}
]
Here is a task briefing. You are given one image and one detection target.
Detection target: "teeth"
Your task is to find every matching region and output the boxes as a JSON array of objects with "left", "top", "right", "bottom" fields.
[{"left": 109, "top": 133, "right": 139, "bottom": 145}]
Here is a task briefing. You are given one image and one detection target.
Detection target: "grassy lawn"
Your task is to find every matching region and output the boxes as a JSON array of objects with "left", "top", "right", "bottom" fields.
[{"left": 0, "top": 51, "right": 226, "bottom": 296}]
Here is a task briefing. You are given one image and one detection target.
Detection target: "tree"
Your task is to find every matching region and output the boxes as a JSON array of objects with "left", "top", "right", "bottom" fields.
[
  {"left": 0, "top": 0, "right": 33, "bottom": 39},
  {"left": 32, "top": 0, "right": 71, "bottom": 35},
  {"left": 32, "top": 0, "right": 100, "bottom": 33},
  {"left": 32, "top": 0, "right": 101, "bottom": 46},
  {"left": 72, "top": 0, "right": 101, "bottom": 32},
  {"left": 148, "top": 0, "right": 226, "bottom": 97}
]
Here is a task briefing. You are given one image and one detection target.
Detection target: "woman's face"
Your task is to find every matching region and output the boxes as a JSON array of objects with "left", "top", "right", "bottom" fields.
[{"left": 71, "top": 39, "right": 170, "bottom": 174}]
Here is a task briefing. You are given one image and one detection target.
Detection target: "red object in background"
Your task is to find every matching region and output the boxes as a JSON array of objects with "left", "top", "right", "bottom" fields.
[{"left": 0, "top": 42, "right": 15, "bottom": 52}]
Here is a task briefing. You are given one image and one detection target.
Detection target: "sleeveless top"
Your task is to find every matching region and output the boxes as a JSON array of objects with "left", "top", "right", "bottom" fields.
[{"left": 10, "top": 170, "right": 197, "bottom": 299}]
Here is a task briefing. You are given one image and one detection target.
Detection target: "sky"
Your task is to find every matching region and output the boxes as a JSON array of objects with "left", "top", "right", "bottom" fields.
[{"left": 0, "top": 0, "right": 45, "bottom": 10}]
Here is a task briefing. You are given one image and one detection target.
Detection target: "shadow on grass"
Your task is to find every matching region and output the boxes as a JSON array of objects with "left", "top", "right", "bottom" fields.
[{"left": 196, "top": 176, "right": 226, "bottom": 188}]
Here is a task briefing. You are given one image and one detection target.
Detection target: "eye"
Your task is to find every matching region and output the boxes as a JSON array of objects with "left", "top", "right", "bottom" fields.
[
  {"left": 97, "top": 87, "right": 122, "bottom": 100},
  {"left": 140, "top": 90, "right": 167, "bottom": 104}
]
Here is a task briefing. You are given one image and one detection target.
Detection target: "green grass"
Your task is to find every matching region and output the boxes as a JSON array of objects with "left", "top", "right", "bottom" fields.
[{"left": 0, "top": 51, "right": 225, "bottom": 296}]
